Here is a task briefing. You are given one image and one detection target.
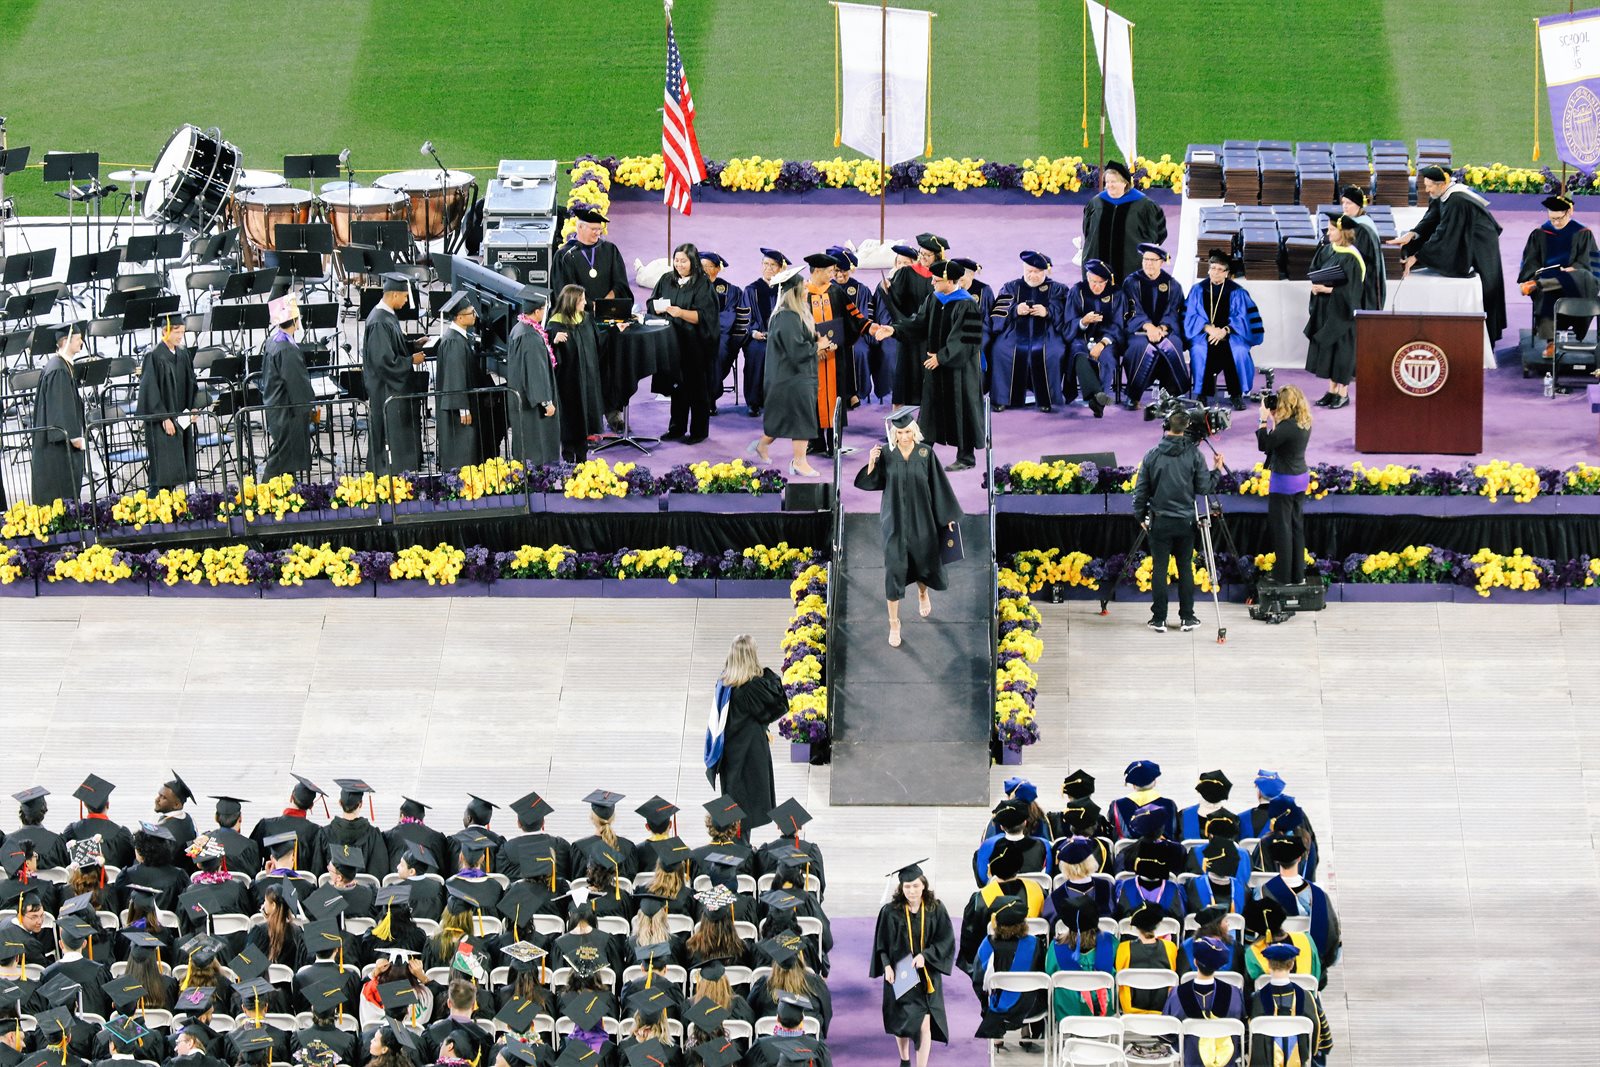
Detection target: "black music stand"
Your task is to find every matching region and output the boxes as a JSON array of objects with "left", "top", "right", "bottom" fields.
[
  {"left": 0, "top": 145, "right": 28, "bottom": 262},
  {"left": 358, "top": 285, "right": 418, "bottom": 322},
  {"left": 88, "top": 316, "right": 126, "bottom": 339},
  {"left": 3, "top": 286, "right": 59, "bottom": 324},
  {"left": 2, "top": 328, "right": 32, "bottom": 362},
  {"left": 123, "top": 294, "right": 181, "bottom": 331},
  {"left": 125, "top": 232, "right": 184, "bottom": 265},
  {"left": 41, "top": 151, "right": 100, "bottom": 258},
  {"left": 2, "top": 249, "right": 55, "bottom": 286},
  {"left": 276, "top": 251, "right": 325, "bottom": 282},
  {"left": 300, "top": 302, "right": 339, "bottom": 330},
  {"left": 338, "top": 245, "right": 395, "bottom": 277},
  {"left": 220, "top": 269, "right": 275, "bottom": 301},
  {"left": 66, "top": 249, "right": 122, "bottom": 317},
  {"left": 275, "top": 223, "right": 334, "bottom": 255},
  {"left": 210, "top": 303, "right": 269, "bottom": 333},
  {"left": 283, "top": 154, "right": 339, "bottom": 181},
  {"left": 351, "top": 220, "right": 410, "bottom": 254}
]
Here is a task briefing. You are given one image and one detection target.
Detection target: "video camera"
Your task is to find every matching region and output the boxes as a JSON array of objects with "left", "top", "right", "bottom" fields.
[
  {"left": 1244, "top": 367, "right": 1278, "bottom": 409},
  {"left": 1142, "top": 389, "right": 1231, "bottom": 441}
]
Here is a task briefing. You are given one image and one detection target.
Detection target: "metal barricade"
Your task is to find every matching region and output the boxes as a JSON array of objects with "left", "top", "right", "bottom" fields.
[
  {"left": 378, "top": 384, "right": 522, "bottom": 477},
  {"left": 86, "top": 402, "right": 239, "bottom": 507},
  {"left": 230, "top": 393, "right": 372, "bottom": 484},
  {"left": 0, "top": 422, "right": 71, "bottom": 510}
]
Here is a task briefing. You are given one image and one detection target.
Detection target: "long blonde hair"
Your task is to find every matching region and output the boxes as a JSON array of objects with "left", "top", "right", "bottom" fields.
[
  {"left": 694, "top": 973, "right": 733, "bottom": 1010},
  {"left": 648, "top": 861, "right": 688, "bottom": 900},
  {"left": 1273, "top": 385, "right": 1313, "bottom": 430},
  {"left": 632, "top": 908, "right": 670, "bottom": 946},
  {"left": 775, "top": 281, "right": 811, "bottom": 324},
  {"left": 721, "top": 634, "right": 761, "bottom": 687},
  {"left": 590, "top": 811, "right": 619, "bottom": 849}
]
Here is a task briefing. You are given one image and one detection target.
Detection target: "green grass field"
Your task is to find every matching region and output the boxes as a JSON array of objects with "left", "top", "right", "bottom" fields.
[{"left": 0, "top": 0, "right": 1566, "bottom": 217}]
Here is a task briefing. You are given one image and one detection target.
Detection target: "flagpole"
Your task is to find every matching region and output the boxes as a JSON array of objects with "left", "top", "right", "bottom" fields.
[
  {"left": 879, "top": 0, "right": 888, "bottom": 241},
  {"left": 665, "top": 3, "right": 674, "bottom": 257},
  {"left": 1097, "top": 0, "right": 1110, "bottom": 187}
]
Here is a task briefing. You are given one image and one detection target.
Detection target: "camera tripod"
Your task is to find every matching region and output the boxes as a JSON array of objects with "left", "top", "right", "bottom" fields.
[{"left": 1098, "top": 446, "right": 1244, "bottom": 644}]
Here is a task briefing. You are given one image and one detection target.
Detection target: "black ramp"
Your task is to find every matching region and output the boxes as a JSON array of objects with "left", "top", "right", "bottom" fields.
[{"left": 829, "top": 512, "right": 992, "bottom": 806}]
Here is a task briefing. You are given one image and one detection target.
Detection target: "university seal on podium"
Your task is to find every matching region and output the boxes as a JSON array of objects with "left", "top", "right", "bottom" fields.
[{"left": 1391, "top": 341, "right": 1449, "bottom": 397}]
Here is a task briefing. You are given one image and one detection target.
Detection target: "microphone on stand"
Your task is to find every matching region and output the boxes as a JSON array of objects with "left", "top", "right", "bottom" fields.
[{"left": 338, "top": 148, "right": 351, "bottom": 166}]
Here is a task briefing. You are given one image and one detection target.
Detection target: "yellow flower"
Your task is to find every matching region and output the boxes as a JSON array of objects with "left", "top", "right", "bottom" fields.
[
  {"left": 48, "top": 544, "right": 133, "bottom": 585},
  {"left": 3, "top": 498, "right": 71, "bottom": 541}
]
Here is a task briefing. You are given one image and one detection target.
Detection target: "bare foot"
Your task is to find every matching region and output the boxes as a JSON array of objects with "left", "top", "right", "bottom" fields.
[{"left": 888, "top": 619, "right": 901, "bottom": 647}]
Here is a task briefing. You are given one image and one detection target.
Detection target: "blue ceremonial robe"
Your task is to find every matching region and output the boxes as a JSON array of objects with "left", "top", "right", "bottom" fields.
[
  {"left": 1182, "top": 872, "right": 1249, "bottom": 916},
  {"left": 1065, "top": 282, "right": 1126, "bottom": 400},
  {"left": 840, "top": 278, "right": 886, "bottom": 403},
  {"left": 1044, "top": 879, "right": 1115, "bottom": 922},
  {"left": 1122, "top": 269, "right": 1190, "bottom": 403},
  {"left": 1260, "top": 875, "right": 1340, "bottom": 968},
  {"left": 972, "top": 832, "right": 1051, "bottom": 885},
  {"left": 1176, "top": 803, "right": 1239, "bottom": 842},
  {"left": 740, "top": 277, "right": 778, "bottom": 412},
  {"left": 712, "top": 276, "right": 750, "bottom": 406},
  {"left": 1183, "top": 280, "right": 1262, "bottom": 398},
  {"left": 989, "top": 277, "right": 1070, "bottom": 409},
  {"left": 1109, "top": 795, "right": 1177, "bottom": 840},
  {"left": 1114, "top": 877, "right": 1183, "bottom": 921},
  {"left": 1177, "top": 933, "right": 1244, "bottom": 976}
]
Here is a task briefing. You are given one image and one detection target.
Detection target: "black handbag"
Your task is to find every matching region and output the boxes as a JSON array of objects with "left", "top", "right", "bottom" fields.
[{"left": 940, "top": 523, "right": 964, "bottom": 564}]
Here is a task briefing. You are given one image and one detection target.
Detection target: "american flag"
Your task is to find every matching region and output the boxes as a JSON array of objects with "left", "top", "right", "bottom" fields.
[{"left": 662, "top": 16, "right": 706, "bottom": 215}]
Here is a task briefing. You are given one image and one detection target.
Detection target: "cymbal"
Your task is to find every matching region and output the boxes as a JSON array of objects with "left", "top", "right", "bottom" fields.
[{"left": 109, "top": 169, "right": 156, "bottom": 184}]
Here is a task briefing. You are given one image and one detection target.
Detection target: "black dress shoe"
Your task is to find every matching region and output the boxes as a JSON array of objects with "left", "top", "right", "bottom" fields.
[
  {"left": 681, "top": 434, "right": 708, "bottom": 445},
  {"left": 747, "top": 407, "right": 762, "bottom": 417},
  {"left": 1327, "top": 394, "right": 1350, "bottom": 409},
  {"left": 660, "top": 429, "right": 685, "bottom": 441},
  {"left": 1314, "top": 392, "right": 1334, "bottom": 407},
  {"left": 1231, "top": 396, "right": 1247, "bottom": 411},
  {"left": 1038, "top": 405, "right": 1052, "bottom": 414},
  {"left": 993, "top": 404, "right": 1006, "bottom": 412},
  {"left": 945, "top": 460, "right": 974, "bottom": 471}
]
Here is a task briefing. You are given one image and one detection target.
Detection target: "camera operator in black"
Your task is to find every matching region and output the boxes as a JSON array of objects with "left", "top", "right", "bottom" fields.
[
  {"left": 1132, "top": 410, "right": 1224, "bottom": 632},
  {"left": 1255, "top": 384, "right": 1313, "bottom": 584}
]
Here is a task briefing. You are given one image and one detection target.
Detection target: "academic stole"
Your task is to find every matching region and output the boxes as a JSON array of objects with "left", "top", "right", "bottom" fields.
[
  {"left": 905, "top": 905, "right": 934, "bottom": 994},
  {"left": 809, "top": 288, "right": 837, "bottom": 429},
  {"left": 519, "top": 314, "right": 555, "bottom": 366}
]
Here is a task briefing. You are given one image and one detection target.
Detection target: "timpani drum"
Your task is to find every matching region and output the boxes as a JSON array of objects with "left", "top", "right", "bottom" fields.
[
  {"left": 372, "top": 169, "right": 476, "bottom": 242},
  {"left": 237, "top": 187, "right": 314, "bottom": 262},
  {"left": 143, "top": 124, "right": 241, "bottom": 233},
  {"left": 317, "top": 186, "right": 409, "bottom": 248}
]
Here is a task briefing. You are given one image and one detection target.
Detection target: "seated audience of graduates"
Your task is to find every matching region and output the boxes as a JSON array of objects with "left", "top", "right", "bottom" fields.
[{"left": 0, "top": 775, "right": 835, "bottom": 1067}]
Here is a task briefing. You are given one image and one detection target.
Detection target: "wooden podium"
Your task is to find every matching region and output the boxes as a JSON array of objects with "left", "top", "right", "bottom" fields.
[{"left": 1354, "top": 311, "right": 1484, "bottom": 454}]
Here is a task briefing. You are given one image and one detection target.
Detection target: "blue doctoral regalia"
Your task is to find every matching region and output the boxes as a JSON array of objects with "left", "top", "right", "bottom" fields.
[
  {"left": 1065, "top": 282, "right": 1126, "bottom": 399},
  {"left": 1260, "top": 875, "right": 1340, "bottom": 967},
  {"left": 967, "top": 278, "right": 996, "bottom": 379},
  {"left": 1109, "top": 795, "right": 1176, "bottom": 840},
  {"left": 1177, "top": 932, "right": 1244, "bottom": 975},
  {"left": 841, "top": 278, "right": 885, "bottom": 403},
  {"left": 1114, "top": 877, "right": 1183, "bottom": 920},
  {"left": 1183, "top": 281, "right": 1263, "bottom": 398},
  {"left": 989, "top": 277, "right": 1070, "bottom": 409},
  {"left": 972, "top": 832, "right": 1052, "bottom": 884},
  {"left": 1182, "top": 872, "right": 1249, "bottom": 916},
  {"left": 713, "top": 276, "right": 750, "bottom": 405},
  {"left": 1045, "top": 880, "right": 1115, "bottom": 922},
  {"left": 740, "top": 277, "right": 778, "bottom": 412},
  {"left": 1122, "top": 269, "right": 1190, "bottom": 403}
]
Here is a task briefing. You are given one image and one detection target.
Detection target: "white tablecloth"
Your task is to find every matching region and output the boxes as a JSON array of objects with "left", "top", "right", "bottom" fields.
[{"left": 1176, "top": 198, "right": 1494, "bottom": 369}]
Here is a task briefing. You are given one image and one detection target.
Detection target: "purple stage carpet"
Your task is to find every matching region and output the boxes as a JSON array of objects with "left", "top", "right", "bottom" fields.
[
  {"left": 825, "top": 916, "right": 986, "bottom": 1065},
  {"left": 597, "top": 197, "right": 1596, "bottom": 512}
]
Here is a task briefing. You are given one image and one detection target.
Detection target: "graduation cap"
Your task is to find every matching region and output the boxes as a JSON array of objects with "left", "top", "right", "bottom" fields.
[
  {"left": 693, "top": 1040, "right": 743, "bottom": 1067},
  {"left": 72, "top": 773, "right": 115, "bottom": 811},
  {"left": 374, "top": 883, "right": 412, "bottom": 909},
  {"left": 1243, "top": 896, "right": 1286, "bottom": 938},
  {"left": 290, "top": 773, "right": 327, "bottom": 808},
  {"left": 227, "top": 945, "right": 270, "bottom": 983},
  {"left": 634, "top": 796, "right": 679, "bottom": 828},
  {"left": 1265, "top": 833, "right": 1307, "bottom": 868},
  {"left": 232, "top": 1027, "right": 277, "bottom": 1056},
  {"left": 1202, "top": 810, "right": 1240, "bottom": 841},
  {"left": 38, "top": 971, "right": 84, "bottom": 1009},
  {"left": 767, "top": 799, "right": 812, "bottom": 838},
  {"left": 1136, "top": 243, "right": 1170, "bottom": 261},
  {"left": 915, "top": 232, "right": 948, "bottom": 254},
  {"left": 17, "top": 1053, "right": 67, "bottom": 1067},
  {"left": 629, "top": 836, "right": 681, "bottom": 873},
  {"left": 1061, "top": 770, "right": 1096, "bottom": 799},
  {"left": 137, "top": 820, "right": 176, "bottom": 842},
  {"left": 554, "top": 1042, "right": 602, "bottom": 1067},
  {"left": 515, "top": 285, "right": 550, "bottom": 313},
  {"left": 333, "top": 778, "right": 374, "bottom": 814},
  {"left": 630, "top": 938, "right": 675, "bottom": 967},
  {"left": 446, "top": 882, "right": 487, "bottom": 914},
  {"left": 1200, "top": 840, "right": 1241, "bottom": 878},
  {"left": 991, "top": 799, "right": 1029, "bottom": 833},
  {"left": 759, "top": 888, "right": 805, "bottom": 916},
  {"left": 561, "top": 990, "right": 609, "bottom": 1030},
  {"left": 951, "top": 256, "right": 981, "bottom": 275},
  {"left": 1103, "top": 159, "right": 1132, "bottom": 182},
  {"left": 987, "top": 895, "right": 1027, "bottom": 925},
  {"left": 441, "top": 291, "right": 477, "bottom": 319},
  {"left": 1124, "top": 760, "right": 1161, "bottom": 788},
  {"left": 1191, "top": 935, "right": 1233, "bottom": 973},
  {"left": 48, "top": 911, "right": 92, "bottom": 946},
  {"left": 1128, "top": 903, "right": 1167, "bottom": 932},
  {"left": 455, "top": 827, "right": 497, "bottom": 867},
  {"left": 702, "top": 796, "right": 746, "bottom": 830},
  {"left": 494, "top": 996, "right": 541, "bottom": 1034},
  {"left": 774, "top": 991, "right": 812, "bottom": 1028},
  {"left": 0, "top": 978, "right": 36, "bottom": 1009},
  {"left": 693, "top": 883, "right": 738, "bottom": 919},
  {"left": 1056, "top": 894, "right": 1100, "bottom": 930},
  {"left": 772, "top": 263, "right": 807, "bottom": 293},
  {"left": 397, "top": 796, "right": 431, "bottom": 820},
  {"left": 684, "top": 995, "right": 729, "bottom": 1033},
  {"left": 759, "top": 247, "right": 789, "bottom": 266},
  {"left": 887, "top": 857, "right": 927, "bottom": 883},
  {"left": 103, "top": 1013, "right": 154, "bottom": 1048},
  {"left": 580, "top": 836, "right": 626, "bottom": 874},
  {"left": 122, "top": 928, "right": 164, "bottom": 957},
  {"left": 1127, "top": 803, "right": 1168, "bottom": 838},
  {"left": 802, "top": 252, "right": 841, "bottom": 272},
  {"left": 500, "top": 1039, "right": 544, "bottom": 1065},
  {"left": 166, "top": 771, "right": 195, "bottom": 805},
  {"left": 174, "top": 985, "right": 216, "bottom": 1015},
  {"left": 1205, "top": 247, "right": 1232, "bottom": 268},
  {"left": 185, "top": 834, "right": 226, "bottom": 865},
  {"left": 510, "top": 791, "right": 554, "bottom": 826},
  {"left": 378, "top": 980, "right": 420, "bottom": 1011},
  {"left": 104, "top": 975, "right": 151, "bottom": 1010},
  {"left": 0, "top": 845, "right": 34, "bottom": 878},
  {"left": 10, "top": 788, "right": 46, "bottom": 822},
  {"left": 1055, "top": 836, "right": 1095, "bottom": 866},
  {"left": 1417, "top": 164, "right": 1450, "bottom": 182},
  {"left": 757, "top": 936, "right": 801, "bottom": 967},
  {"left": 381, "top": 273, "right": 411, "bottom": 293},
  {"left": 210, "top": 795, "right": 249, "bottom": 824},
  {"left": 1131, "top": 851, "right": 1173, "bottom": 882},
  {"left": 1265, "top": 799, "right": 1305, "bottom": 835},
  {"left": 622, "top": 1038, "right": 673, "bottom": 1067},
  {"left": 1253, "top": 770, "right": 1287, "bottom": 799},
  {"left": 1194, "top": 771, "right": 1233, "bottom": 804},
  {"left": 571, "top": 207, "right": 608, "bottom": 225},
  {"left": 499, "top": 941, "right": 547, "bottom": 972},
  {"left": 986, "top": 837, "right": 1026, "bottom": 881},
  {"left": 634, "top": 891, "right": 670, "bottom": 918},
  {"left": 699, "top": 251, "right": 728, "bottom": 268},
  {"left": 34, "top": 1006, "right": 73, "bottom": 1041},
  {"left": 304, "top": 884, "right": 349, "bottom": 920},
  {"left": 928, "top": 259, "right": 964, "bottom": 281},
  {"left": 401, "top": 841, "right": 438, "bottom": 871},
  {"left": 1261, "top": 942, "right": 1300, "bottom": 963},
  {"left": 302, "top": 973, "right": 349, "bottom": 1013},
  {"left": 176, "top": 932, "right": 226, "bottom": 967},
  {"left": 626, "top": 985, "right": 673, "bottom": 1019},
  {"left": 581, "top": 789, "right": 624, "bottom": 819},
  {"left": 328, "top": 843, "right": 365, "bottom": 872},
  {"left": 67, "top": 836, "right": 104, "bottom": 870},
  {"left": 885, "top": 408, "right": 919, "bottom": 434},
  {"left": 1082, "top": 258, "right": 1112, "bottom": 282},
  {"left": 562, "top": 942, "right": 605, "bottom": 980},
  {"left": 233, "top": 976, "right": 276, "bottom": 1007},
  {"left": 301, "top": 918, "right": 346, "bottom": 957},
  {"left": 497, "top": 881, "right": 550, "bottom": 932}
]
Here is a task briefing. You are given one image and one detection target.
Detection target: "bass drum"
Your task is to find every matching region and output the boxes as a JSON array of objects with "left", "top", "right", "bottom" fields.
[
  {"left": 144, "top": 124, "right": 241, "bottom": 234},
  {"left": 372, "top": 169, "right": 476, "bottom": 242}
]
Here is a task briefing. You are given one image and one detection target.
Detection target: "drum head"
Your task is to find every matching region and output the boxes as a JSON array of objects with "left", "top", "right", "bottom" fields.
[
  {"left": 373, "top": 168, "right": 475, "bottom": 191},
  {"left": 319, "top": 180, "right": 362, "bottom": 197},
  {"left": 238, "top": 187, "right": 313, "bottom": 206},
  {"left": 143, "top": 125, "right": 199, "bottom": 221},
  {"left": 236, "top": 169, "right": 287, "bottom": 190},
  {"left": 319, "top": 187, "right": 405, "bottom": 209}
]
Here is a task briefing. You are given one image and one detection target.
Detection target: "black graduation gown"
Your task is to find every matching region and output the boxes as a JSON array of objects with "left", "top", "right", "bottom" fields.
[
  {"left": 249, "top": 812, "right": 324, "bottom": 875},
  {"left": 886, "top": 267, "right": 934, "bottom": 404},
  {"left": 1404, "top": 185, "right": 1506, "bottom": 342},
  {"left": 550, "top": 238, "right": 633, "bottom": 307},
  {"left": 749, "top": 972, "right": 833, "bottom": 1038},
  {"left": 971, "top": 934, "right": 1046, "bottom": 1037},
  {"left": 761, "top": 308, "right": 819, "bottom": 441},
  {"left": 114, "top": 860, "right": 188, "bottom": 910},
  {"left": 1517, "top": 221, "right": 1600, "bottom": 334},
  {"left": 40, "top": 955, "right": 112, "bottom": 1016},
  {"left": 497, "top": 832, "right": 571, "bottom": 882},
  {"left": 756, "top": 838, "right": 827, "bottom": 899},
  {"left": 747, "top": 1035, "right": 832, "bottom": 1067},
  {"left": 1304, "top": 245, "right": 1363, "bottom": 384},
  {"left": 136, "top": 343, "right": 199, "bottom": 490},
  {"left": 1082, "top": 190, "right": 1168, "bottom": 283},
  {"left": 870, "top": 899, "right": 955, "bottom": 1043},
  {"left": 505, "top": 320, "right": 562, "bottom": 466},
  {"left": 853, "top": 441, "right": 964, "bottom": 601},
  {"left": 549, "top": 315, "right": 605, "bottom": 448},
  {"left": 650, "top": 272, "right": 721, "bottom": 435},
  {"left": 30, "top": 354, "right": 87, "bottom": 504},
  {"left": 1349, "top": 217, "right": 1387, "bottom": 311},
  {"left": 211, "top": 825, "right": 260, "bottom": 875},
  {"left": 5, "top": 824, "right": 67, "bottom": 870},
  {"left": 893, "top": 293, "right": 983, "bottom": 454},
  {"left": 362, "top": 305, "right": 421, "bottom": 474},
  {"left": 261, "top": 331, "right": 314, "bottom": 478},
  {"left": 289, "top": 1024, "right": 358, "bottom": 1067},
  {"left": 384, "top": 820, "right": 450, "bottom": 877},
  {"left": 712, "top": 668, "right": 786, "bottom": 830},
  {"left": 436, "top": 326, "right": 488, "bottom": 471},
  {"left": 317, "top": 818, "right": 389, "bottom": 880}
]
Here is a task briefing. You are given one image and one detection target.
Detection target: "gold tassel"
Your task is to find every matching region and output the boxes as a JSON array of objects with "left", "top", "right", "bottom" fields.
[
  {"left": 1534, "top": 23, "right": 1543, "bottom": 162},
  {"left": 923, "top": 21, "right": 933, "bottom": 158},
  {"left": 547, "top": 851, "right": 556, "bottom": 894},
  {"left": 1081, "top": 0, "right": 1090, "bottom": 148},
  {"left": 374, "top": 902, "right": 393, "bottom": 942}
]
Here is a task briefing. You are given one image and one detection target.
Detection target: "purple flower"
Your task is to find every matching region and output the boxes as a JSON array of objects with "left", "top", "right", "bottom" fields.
[{"left": 980, "top": 162, "right": 1022, "bottom": 189}]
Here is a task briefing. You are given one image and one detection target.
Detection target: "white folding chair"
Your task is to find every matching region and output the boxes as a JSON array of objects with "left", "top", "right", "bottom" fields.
[
  {"left": 622, "top": 963, "right": 687, "bottom": 991},
  {"left": 140, "top": 1009, "right": 175, "bottom": 1031},
  {"left": 1018, "top": 871, "right": 1052, "bottom": 895},
  {"left": 1060, "top": 1015, "right": 1125, "bottom": 1067},
  {"left": 1249, "top": 1014, "right": 1314, "bottom": 1047},
  {"left": 415, "top": 918, "right": 441, "bottom": 936},
  {"left": 754, "top": 1015, "right": 819, "bottom": 1037},
  {"left": 489, "top": 966, "right": 509, "bottom": 986},
  {"left": 210, "top": 1015, "right": 237, "bottom": 1033},
  {"left": 1097, "top": 917, "right": 1119, "bottom": 939},
  {"left": 531, "top": 914, "right": 564, "bottom": 936},
  {"left": 722, "top": 1017, "right": 754, "bottom": 1046},
  {"left": 1180, "top": 970, "right": 1245, "bottom": 991},
  {"left": 1256, "top": 972, "right": 1318, "bottom": 994},
  {"left": 1248, "top": 871, "right": 1274, "bottom": 890},
  {"left": 596, "top": 915, "right": 629, "bottom": 936},
  {"left": 983, "top": 972, "right": 1050, "bottom": 1065},
  {"left": 211, "top": 913, "right": 252, "bottom": 935},
  {"left": 1050, "top": 968, "right": 1116, "bottom": 1019},
  {"left": 1120, "top": 1014, "right": 1182, "bottom": 1066},
  {"left": 32, "top": 867, "right": 68, "bottom": 884},
  {"left": 343, "top": 916, "right": 375, "bottom": 936},
  {"left": 1115, "top": 968, "right": 1178, "bottom": 1013},
  {"left": 1180, "top": 1017, "right": 1244, "bottom": 1060},
  {"left": 1116, "top": 917, "right": 1181, "bottom": 941},
  {"left": 666, "top": 914, "right": 694, "bottom": 936},
  {"left": 733, "top": 920, "right": 759, "bottom": 942},
  {"left": 263, "top": 1013, "right": 298, "bottom": 1031},
  {"left": 425, "top": 966, "right": 452, "bottom": 985},
  {"left": 1024, "top": 917, "right": 1050, "bottom": 937},
  {"left": 1280, "top": 915, "right": 1311, "bottom": 935}
]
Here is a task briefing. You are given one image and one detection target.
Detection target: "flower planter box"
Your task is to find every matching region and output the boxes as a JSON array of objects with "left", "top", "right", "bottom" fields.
[
  {"left": 39, "top": 579, "right": 149, "bottom": 596},
  {"left": 1557, "top": 496, "right": 1600, "bottom": 514},
  {"left": 149, "top": 581, "right": 261, "bottom": 599},
  {"left": 260, "top": 581, "right": 375, "bottom": 599},
  {"left": 1338, "top": 582, "right": 1456, "bottom": 602},
  {"left": 1565, "top": 587, "right": 1600, "bottom": 605},
  {"left": 374, "top": 579, "right": 492, "bottom": 599},
  {"left": 0, "top": 579, "right": 37, "bottom": 597},
  {"left": 996, "top": 745, "right": 1024, "bottom": 766},
  {"left": 994, "top": 494, "right": 1106, "bottom": 515},
  {"left": 5, "top": 530, "right": 93, "bottom": 550},
  {"left": 789, "top": 739, "right": 831, "bottom": 764},
  {"left": 489, "top": 578, "right": 606, "bottom": 598},
  {"left": 666, "top": 493, "right": 783, "bottom": 513},
  {"left": 542, "top": 494, "right": 662, "bottom": 514},
  {"left": 437, "top": 496, "right": 531, "bottom": 519},
  {"left": 383, "top": 500, "right": 438, "bottom": 524},
  {"left": 713, "top": 578, "right": 794, "bottom": 598},
  {"left": 601, "top": 577, "right": 718, "bottom": 598},
  {"left": 1220, "top": 497, "right": 1268, "bottom": 514},
  {"left": 99, "top": 520, "right": 226, "bottom": 544},
  {"left": 789, "top": 742, "right": 815, "bottom": 764},
  {"left": 1454, "top": 586, "right": 1566, "bottom": 604}
]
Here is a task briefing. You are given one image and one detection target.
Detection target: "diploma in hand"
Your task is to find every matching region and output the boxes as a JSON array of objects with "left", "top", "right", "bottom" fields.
[{"left": 891, "top": 954, "right": 921, "bottom": 999}]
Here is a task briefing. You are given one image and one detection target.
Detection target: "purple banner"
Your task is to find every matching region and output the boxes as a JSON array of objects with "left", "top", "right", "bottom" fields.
[{"left": 1541, "top": 9, "right": 1600, "bottom": 170}]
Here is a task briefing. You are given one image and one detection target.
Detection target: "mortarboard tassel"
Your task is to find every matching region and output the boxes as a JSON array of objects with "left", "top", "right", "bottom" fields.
[
  {"left": 182, "top": 950, "right": 195, "bottom": 990},
  {"left": 368, "top": 796, "right": 376, "bottom": 823},
  {"left": 646, "top": 954, "right": 653, "bottom": 989},
  {"left": 546, "top": 851, "right": 556, "bottom": 894},
  {"left": 374, "top": 901, "right": 393, "bottom": 942},
  {"left": 611, "top": 857, "right": 620, "bottom": 901}
]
